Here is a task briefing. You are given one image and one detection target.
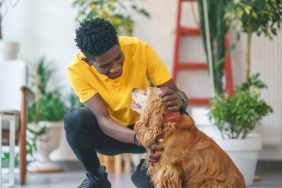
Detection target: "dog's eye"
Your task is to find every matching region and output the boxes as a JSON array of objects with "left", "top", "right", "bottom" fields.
[{"left": 144, "top": 90, "right": 147, "bottom": 95}]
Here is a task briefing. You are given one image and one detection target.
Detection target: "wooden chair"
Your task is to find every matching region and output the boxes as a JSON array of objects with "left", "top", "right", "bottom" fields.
[{"left": 0, "top": 60, "right": 33, "bottom": 185}]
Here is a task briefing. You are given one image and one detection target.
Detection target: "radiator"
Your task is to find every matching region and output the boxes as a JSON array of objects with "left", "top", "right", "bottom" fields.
[{"left": 251, "top": 31, "right": 282, "bottom": 145}]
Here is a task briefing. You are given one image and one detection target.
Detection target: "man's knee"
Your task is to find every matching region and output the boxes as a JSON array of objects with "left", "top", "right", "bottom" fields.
[{"left": 64, "top": 108, "right": 93, "bottom": 133}]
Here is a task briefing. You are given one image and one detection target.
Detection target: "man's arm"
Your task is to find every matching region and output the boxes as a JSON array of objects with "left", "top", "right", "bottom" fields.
[
  {"left": 84, "top": 94, "right": 135, "bottom": 144},
  {"left": 157, "top": 79, "right": 188, "bottom": 111}
]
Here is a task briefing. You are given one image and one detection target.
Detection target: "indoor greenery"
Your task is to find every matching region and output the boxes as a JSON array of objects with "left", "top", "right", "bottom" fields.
[
  {"left": 27, "top": 57, "right": 68, "bottom": 123},
  {"left": 209, "top": 0, "right": 282, "bottom": 139},
  {"left": 198, "top": 0, "right": 232, "bottom": 94},
  {"left": 209, "top": 74, "right": 273, "bottom": 139},
  {"left": 199, "top": 0, "right": 282, "bottom": 93},
  {"left": 27, "top": 57, "right": 68, "bottom": 159},
  {"left": 72, "top": 0, "right": 150, "bottom": 35},
  {"left": 225, "top": 0, "right": 282, "bottom": 81}
]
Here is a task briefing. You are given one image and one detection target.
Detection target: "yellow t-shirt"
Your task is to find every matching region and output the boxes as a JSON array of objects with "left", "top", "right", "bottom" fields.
[{"left": 67, "top": 36, "right": 171, "bottom": 126}]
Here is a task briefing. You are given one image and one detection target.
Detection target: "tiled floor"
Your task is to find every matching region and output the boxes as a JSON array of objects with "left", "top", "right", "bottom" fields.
[
  {"left": 1, "top": 160, "right": 281, "bottom": 188},
  {"left": 250, "top": 161, "right": 282, "bottom": 188}
]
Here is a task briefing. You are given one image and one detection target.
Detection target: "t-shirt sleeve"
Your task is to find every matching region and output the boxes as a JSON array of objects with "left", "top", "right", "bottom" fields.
[
  {"left": 145, "top": 43, "right": 172, "bottom": 86},
  {"left": 67, "top": 66, "right": 97, "bottom": 103}
]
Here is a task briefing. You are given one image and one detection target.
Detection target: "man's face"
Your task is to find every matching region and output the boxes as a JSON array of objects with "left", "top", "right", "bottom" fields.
[{"left": 90, "top": 45, "right": 124, "bottom": 79}]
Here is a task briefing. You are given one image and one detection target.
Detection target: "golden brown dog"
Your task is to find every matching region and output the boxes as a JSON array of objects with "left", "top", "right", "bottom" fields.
[{"left": 131, "top": 87, "right": 245, "bottom": 188}]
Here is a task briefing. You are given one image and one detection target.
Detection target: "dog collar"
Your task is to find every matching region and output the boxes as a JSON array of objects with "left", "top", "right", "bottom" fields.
[{"left": 164, "top": 112, "right": 181, "bottom": 123}]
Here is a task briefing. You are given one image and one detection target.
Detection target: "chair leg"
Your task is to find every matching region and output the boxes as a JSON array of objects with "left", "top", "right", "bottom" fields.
[
  {"left": 20, "top": 87, "right": 28, "bottom": 185},
  {"left": 98, "top": 154, "right": 143, "bottom": 175},
  {"left": 19, "top": 162, "right": 26, "bottom": 185},
  {"left": 114, "top": 155, "right": 122, "bottom": 175},
  {"left": 124, "top": 154, "right": 131, "bottom": 173},
  {"left": 19, "top": 136, "right": 27, "bottom": 185},
  {"left": 98, "top": 154, "right": 115, "bottom": 172}
]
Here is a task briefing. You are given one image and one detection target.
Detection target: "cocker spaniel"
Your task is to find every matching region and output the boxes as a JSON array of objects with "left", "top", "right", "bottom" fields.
[{"left": 131, "top": 87, "right": 245, "bottom": 188}]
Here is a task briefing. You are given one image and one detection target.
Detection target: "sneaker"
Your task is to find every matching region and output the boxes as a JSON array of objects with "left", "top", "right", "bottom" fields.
[
  {"left": 131, "top": 159, "right": 154, "bottom": 188},
  {"left": 78, "top": 166, "right": 111, "bottom": 188},
  {"left": 78, "top": 176, "right": 95, "bottom": 188}
]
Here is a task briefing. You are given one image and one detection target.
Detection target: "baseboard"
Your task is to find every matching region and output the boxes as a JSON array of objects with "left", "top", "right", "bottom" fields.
[{"left": 256, "top": 160, "right": 282, "bottom": 174}]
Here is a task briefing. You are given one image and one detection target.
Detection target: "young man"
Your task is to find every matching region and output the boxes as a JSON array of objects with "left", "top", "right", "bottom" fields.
[{"left": 65, "top": 18, "right": 188, "bottom": 188}]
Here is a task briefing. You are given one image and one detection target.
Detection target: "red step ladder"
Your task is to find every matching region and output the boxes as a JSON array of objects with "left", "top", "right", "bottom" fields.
[{"left": 173, "top": 0, "right": 234, "bottom": 106}]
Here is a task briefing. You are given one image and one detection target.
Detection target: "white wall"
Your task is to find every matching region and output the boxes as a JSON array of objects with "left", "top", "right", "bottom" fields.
[
  {"left": 4, "top": 0, "right": 282, "bottom": 160},
  {"left": 4, "top": 0, "right": 77, "bottom": 89}
]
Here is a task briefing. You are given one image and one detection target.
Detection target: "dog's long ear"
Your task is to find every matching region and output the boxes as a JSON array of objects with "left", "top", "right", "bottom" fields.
[{"left": 134, "top": 99, "right": 165, "bottom": 147}]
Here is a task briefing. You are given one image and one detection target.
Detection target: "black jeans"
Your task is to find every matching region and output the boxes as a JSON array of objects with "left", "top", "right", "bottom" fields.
[{"left": 64, "top": 108, "right": 153, "bottom": 187}]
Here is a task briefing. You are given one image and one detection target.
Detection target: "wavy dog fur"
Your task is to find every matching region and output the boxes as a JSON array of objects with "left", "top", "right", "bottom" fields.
[{"left": 133, "top": 88, "right": 246, "bottom": 188}]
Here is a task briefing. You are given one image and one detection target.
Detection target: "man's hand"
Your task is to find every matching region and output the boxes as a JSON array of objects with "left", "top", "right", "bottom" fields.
[
  {"left": 159, "top": 87, "right": 182, "bottom": 112},
  {"left": 145, "top": 141, "right": 164, "bottom": 163}
]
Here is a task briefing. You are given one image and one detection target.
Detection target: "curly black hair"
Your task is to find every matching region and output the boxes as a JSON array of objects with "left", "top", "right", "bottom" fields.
[{"left": 75, "top": 18, "right": 118, "bottom": 59}]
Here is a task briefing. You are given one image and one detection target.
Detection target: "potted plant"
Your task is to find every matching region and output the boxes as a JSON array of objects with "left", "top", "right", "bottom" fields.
[
  {"left": 0, "top": 0, "right": 20, "bottom": 60},
  {"left": 72, "top": 0, "right": 150, "bottom": 35},
  {"left": 27, "top": 57, "right": 68, "bottom": 173},
  {"left": 208, "top": 0, "right": 282, "bottom": 185},
  {"left": 209, "top": 74, "right": 273, "bottom": 139},
  {"left": 209, "top": 75, "right": 273, "bottom": 186}
]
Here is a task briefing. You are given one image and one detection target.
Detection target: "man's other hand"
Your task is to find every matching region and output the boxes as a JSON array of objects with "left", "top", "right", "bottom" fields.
[{"left": 145, "top": 140, "right": 164, "bottom": 163}]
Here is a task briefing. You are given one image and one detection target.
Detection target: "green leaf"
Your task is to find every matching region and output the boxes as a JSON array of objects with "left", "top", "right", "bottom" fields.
[
  {"left": 72, "top": 0, "right": 150, "bottom": 35},
  {"left": 28, "top": 57, "right": 68, "bottom": 123},
  {"left": 209, "top": 74, "right": 273, "bottom": 139}
]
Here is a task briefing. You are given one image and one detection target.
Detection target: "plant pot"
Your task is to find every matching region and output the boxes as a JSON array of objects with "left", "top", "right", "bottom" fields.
[
  {"left": 191, "top": 107, "right": 222, "bottom": 139},
  {"left": 50, "top": 127, "right": 77, "bottom": 161},
  {"left": 214, "top": 134, "right": 262, "bottom": 186},
  {"left": 27, "top": 121, "right": 63, "bottom": 173},
  {"left": 0, "top": 40, "right": 20, "bottom": 61}
]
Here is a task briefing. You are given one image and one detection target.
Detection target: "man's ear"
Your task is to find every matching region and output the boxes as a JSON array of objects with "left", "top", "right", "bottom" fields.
[
  {"left": 134, "top": 99, "right": 165, "bottom": 147},
  {"left": 82, "top": 57, "right": 94, "bottom": 67}
]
